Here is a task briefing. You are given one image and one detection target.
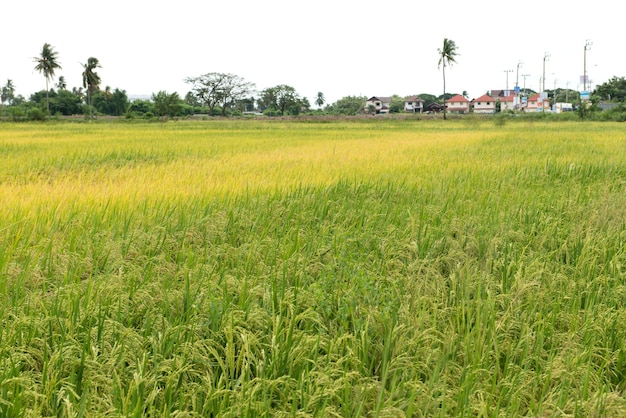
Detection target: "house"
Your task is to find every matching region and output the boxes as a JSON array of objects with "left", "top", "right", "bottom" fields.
[
  {"left": 499, "top": 93, "right": 516, "bottom": 111},
  {"left": 365, "top": 96, "right": 391, "bottom": 114},
  {"left": 489, "top": 89, "right": 519, "bottom": 111},
  {"left": 404, "top": 95, "right": 424, "bottom": 113},
  {"left": 488, "top": 89, "right": 513, "bottom": 98},
  {"left": 472, "top": 94, "right": 496, "bottom": 114},
  {"left": 424, "top": 102, "right": 445, "bottom": 113},
  {"left": 525, "top": 93, "right": 550, "bottom": 112},
  {"left": 445, "top": 94, "right": 470, "bottom": 114}
]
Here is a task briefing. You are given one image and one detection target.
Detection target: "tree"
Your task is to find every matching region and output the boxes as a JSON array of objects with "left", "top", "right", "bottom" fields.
[
  {"left": 259, "top": 85, "right": 300, "bottom": 115},
  {"left": 92, "top": 88, "right": 129, "bottom": 116},
  {"left": 57, "top": 76, "right": 67, "bottom": 90},
  {"left": 325, "top": 95, "right": 367, "bottom": 115},
  {"left": 299, "top": 96, "right": 311, "bottom": 113},
  {"left": 184, "top": 91, "right": 202, "bottom": 107},
  {"left": 1, "top": 79, "right": 16, "bottom": 105},
  {"left": 152, "top": 91, "right": 183, "bottom": 118},
  {"left": 52, "top": 89, "right": 82, "bottom": 115},
  {"left": 82, "top": 57, "right": 102, "bottom": 114},
  {"left": 184, "top": 73, "right": 255, "bottom": 116},
  {"left": 128, "top": 99, "right": 155, "bottom": 116},
  {"left": 389, "top": 95, "right": 404, "bottom": 113},
  {"left": 437, "top": 38, "right": 458, "bottom": 120},
  {"left": 33, "top": 43, "right": 62, "bottom": 113},
  {"left": 315, "top": 92, "right": 325, "bottom": 108},
  {"left": 594, "top": 76, "right": 626, "bottom": 102}
]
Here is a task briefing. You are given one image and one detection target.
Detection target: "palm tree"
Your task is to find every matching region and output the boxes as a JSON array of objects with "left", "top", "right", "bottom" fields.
[
  {"left": 33, "top": 43, "right": 62, "bottom": 113},
  {"left": 57, "top": 76, "right": 67, "bottom": 90},
  {"left": 315, "top": 92, "right": 325, "bottom": 108},
  {"left": 437, "top": 38, "right": 458, "bottom": 120},
  {"left": 82, "top": 57, "right": 101, "bottom": 116},
  {"left": 1, "top": 79, "right": 15, "bottom": 105}
]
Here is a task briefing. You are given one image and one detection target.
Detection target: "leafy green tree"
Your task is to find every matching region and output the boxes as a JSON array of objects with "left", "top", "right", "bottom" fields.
[
  {"left": 184, "top": 91, "right": 202, "bottom": 107},
  {"left": 184, "top": 72, "right": 255, "bottom": 116},
  {"left": 389, "top": 95, "right": 404, "bottom": 113},
  {"left": 553, "top": 88, "right": 578, "bottom": 104},
  {"left": 51, "top": 89, "right": 82, "bottom": 115},
  {"left": 259, "top": 85, "right": 300, "bottom": 115},
  {"left": 29, "top": 89, "right": 56, "bottom": 108},
  {"left": 236, "top": 96, "right": 255, "bottom": 113},
  {"left": 326, "top": 96, "right": 367, "bottom": 115},
  {"left": 315, "top": 92, "right": 325, "bottom": 108},
  {"left": 418, "top": 93, "right": 438, "bottom": 107},
  {"left": 437, "top": 93, "right": 456, "bottom": 102},
  {"left": 594, "top": 76, "right": 626, "bottom": 102},
  {"left": 92, "top": 88, "right": 129, "bottom": 116},
  {"left": 298, "top": 96, "right": 311, "bottom": 113},
  {"left": 437, "top": 38, "right": 459, "bottom": 119},
  {"left": 128, "top": 99, "right": 155, "bottom": 116},
  {"left": 152, "top": 91, "right": 183, "bottom": 118},
  {"left": 82, "top": 57, "right": 102, "bottom": 112},
  {"left": 33, "top": 43, "right": 62, "bottom": 113}
]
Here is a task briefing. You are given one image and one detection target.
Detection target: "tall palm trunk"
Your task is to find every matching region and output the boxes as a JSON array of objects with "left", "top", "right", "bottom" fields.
[
  {"left": 45, "top": 78, "right": 50, "bottom": 113},
  {"left": 442, "top": 65, "right": 447, "bottom": 120}
]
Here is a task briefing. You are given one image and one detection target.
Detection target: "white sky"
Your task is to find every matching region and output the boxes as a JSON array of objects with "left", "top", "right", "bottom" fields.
[{"left": 1, "top": 1, "right": 619, "bottom": 105}]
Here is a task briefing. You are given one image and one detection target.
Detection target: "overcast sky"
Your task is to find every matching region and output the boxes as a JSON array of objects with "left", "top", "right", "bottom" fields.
[{"left": 2, "top": 1, "right": 619, "bottom": 105}]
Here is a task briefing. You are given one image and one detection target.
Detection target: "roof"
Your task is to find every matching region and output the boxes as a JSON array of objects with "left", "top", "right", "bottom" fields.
[
  {"left": 445, "top": 94, "right": 469, "bottom": 103},
  {"left": 367, "top": 96, "right": 391, "bottom": 103},
  {"left": 404, "top": 95, "right": 424, "bottom": 102},
  {"left": 473, "top": 94, "right": 495, "bottom": 102},
  {"left": 425, "top": 102, "right": 444, "bottom": 110},
  {"left": 489, "top": 89, "right": 516, "bottom": 97}
]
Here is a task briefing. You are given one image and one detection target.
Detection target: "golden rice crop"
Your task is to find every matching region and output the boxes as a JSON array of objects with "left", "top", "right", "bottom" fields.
[{"left": 1, "top": 119, "right": 625, "bottom": 416}]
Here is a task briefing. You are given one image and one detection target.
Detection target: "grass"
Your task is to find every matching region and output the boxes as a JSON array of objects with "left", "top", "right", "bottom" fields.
[{"left": 0, "top": 119, "right": 625, "bottom": 416}]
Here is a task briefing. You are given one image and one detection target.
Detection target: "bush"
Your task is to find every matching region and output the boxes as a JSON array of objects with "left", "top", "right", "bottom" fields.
[
  {"left": 27, "top": 107, "right": 46, "bottom": 121},
  {"left": 263, "top": 109, "right": 282, "bottom": 117},
  {"left": 7, "top": 106, "right": 25, "bottom": 121}
]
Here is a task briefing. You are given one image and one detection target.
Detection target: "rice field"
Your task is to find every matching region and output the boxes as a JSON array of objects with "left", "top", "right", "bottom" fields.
[{"left": 0, "top": 118, "right": 625, "bottom": 417}]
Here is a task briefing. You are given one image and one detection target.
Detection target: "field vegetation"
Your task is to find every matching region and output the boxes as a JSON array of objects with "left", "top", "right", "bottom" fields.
[{"left": 0, "top": 119, "right": 625, "bottom": 416}]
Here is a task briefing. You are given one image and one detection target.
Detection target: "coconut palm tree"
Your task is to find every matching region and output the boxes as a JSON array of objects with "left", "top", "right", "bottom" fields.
[
  {"left": 1, "top": 79, "right": 15, "bottom": 105},
  {"left": 56, "top": 76, "right": 67, "bottom": 90},
  {"left": 437, "top": 38, "right": 458, "bottom": 120},
  {"left": 33, "top": 43, "right": 62, "bottom": 113},
  {"left": 82, "top": 57, "right": 101, "bottom": 117},
  {"left": 315, "top": 92, "right": 325, "bottom": 108}
]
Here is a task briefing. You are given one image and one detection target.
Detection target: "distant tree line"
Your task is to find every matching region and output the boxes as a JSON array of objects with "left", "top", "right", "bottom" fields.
[{"left": 2, "top": 43, "right": 626, "bottom": 121}]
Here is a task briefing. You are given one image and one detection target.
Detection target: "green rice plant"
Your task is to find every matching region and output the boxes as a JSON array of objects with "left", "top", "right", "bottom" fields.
[{"left": 0, "top": 119, "right": 625, "bottom": 416}]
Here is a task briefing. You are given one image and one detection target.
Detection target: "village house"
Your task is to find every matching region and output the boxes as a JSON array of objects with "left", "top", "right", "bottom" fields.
[
  {"left": 424, "top": 102, "right": 445, "bottom": 113},
  {"left": 499, "top": 93, "right": 516, "bottom": 111},
  {"left": 364, "top": 96, "right": 391, "bottom": 114},
  {"left": 472, "top": 94, "right": 496, "bottom": 114},
  {"left": 445, "top": 94, "right": 470, "bottom": 114},
  {"left": 524, "top": 93, "right": 550, "bottom": 112},
  {"left": 404, "top": 96, "right": 424, "bottom": 113},
  {"left": 488, "top": 89, "right": 517, "bottom": 112}
]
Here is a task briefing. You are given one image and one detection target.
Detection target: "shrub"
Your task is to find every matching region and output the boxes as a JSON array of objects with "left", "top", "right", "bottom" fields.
[{"left": 26, "top": 107, "right": 46, "bottom": 121}]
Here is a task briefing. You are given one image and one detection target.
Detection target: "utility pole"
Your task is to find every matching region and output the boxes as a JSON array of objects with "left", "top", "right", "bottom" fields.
[
  {"left": 516, "top": 61, "right": 523, "bottom": 88},
  {"left": 542, "top": 53, "right": 550, "bottom": 112},
  {"left": 584, "top": 40, "right": 592, "bottom": 91},
  {"left": 553, "top": 79, "right": 558, "bottom": 109},
  {"left": 504, "top": 69, "right": 513, "bottom": 91},
  {"left": 521, "top": 74, "right": 530, "bottom": 95},
  {"left": 542, "top": 52, "right": 550, "bottom": 93}
]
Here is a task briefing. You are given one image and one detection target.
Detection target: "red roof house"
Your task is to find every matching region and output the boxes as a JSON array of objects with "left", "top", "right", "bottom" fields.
[{"left": 445, "top": 94, "right": 470, "bottom": 114}]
